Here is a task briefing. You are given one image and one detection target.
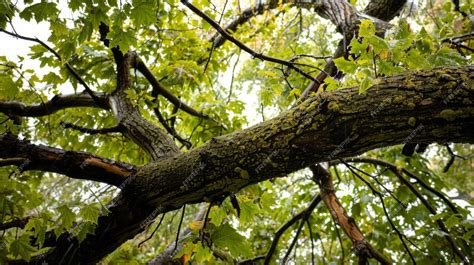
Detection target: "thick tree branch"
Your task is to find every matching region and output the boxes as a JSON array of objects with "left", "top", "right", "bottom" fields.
[
  {"left": 0, "top": 133, "right": 135, "bottom": 187},
  {"left": 0, "top": 92, "right": 109, "bottom": 117},
  {"left": 21, "top": 65, "right": 474, "bottom": 264}
]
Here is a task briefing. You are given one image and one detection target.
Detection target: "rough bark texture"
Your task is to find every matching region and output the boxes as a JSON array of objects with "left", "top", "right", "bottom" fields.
[
  {"left": 0, "top": 133, "right": 134, "bottom": 187},
  {"left": 7, "top": 65, "right": 473, "bottom": 264}
]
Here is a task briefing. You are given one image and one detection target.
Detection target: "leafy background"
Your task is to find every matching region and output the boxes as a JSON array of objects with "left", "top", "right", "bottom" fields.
[{"left": 0, "top": 0, "right": 473, "bottom": 263}]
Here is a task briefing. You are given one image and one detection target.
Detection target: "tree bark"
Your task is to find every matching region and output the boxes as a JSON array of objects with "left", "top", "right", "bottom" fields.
[{"left": 7, "top": 65, "right": 474, "bottom": 264}]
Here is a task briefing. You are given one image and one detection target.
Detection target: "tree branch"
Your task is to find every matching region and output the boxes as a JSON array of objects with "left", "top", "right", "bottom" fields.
[
  {"left": 263, "top": 194, "right": 322, "bottom": 264},
  {"left": 108, "top": 50, "right": 181, "bottom": 161},
  {"left": 0, "top": 217, "right": 30, "bottom": 231},
  {"left": 310, "top": 164, "right": 391, "bottom": 264},
  {"left": 60, "top": 121, "right": 124, "bottom": 135},
  {"left": 0, "top": 133, "right": 135, "bottom": 187},
  {"left": 0, "top": 92, "right": 109, "bottom": 117},
  {"left": 134, "top": 59, "right": 211, "bottom": 120},
  {"left": 181, "top": 0, "right": 316, "bottom": 82},
  {"left": 344, "top": 157, "right": 469, "bottom": 263},
  {"left": 21, "top": 65, "right": 474, "bottom": 264},
  {"left": 0, "top": 29, "right": 106, "bottom": 108}
]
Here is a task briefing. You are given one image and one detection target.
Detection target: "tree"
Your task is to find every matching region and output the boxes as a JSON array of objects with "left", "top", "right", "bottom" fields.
[{"left": 0, "top": 0, "right": 473, "bottom": 264}]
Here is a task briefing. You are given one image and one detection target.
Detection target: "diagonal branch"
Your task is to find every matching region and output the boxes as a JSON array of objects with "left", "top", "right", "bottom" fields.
[
  {"left": 0, "top": 29, "right": 106, "bottom": 108},
  {"left": 135, "top": 59, "right": 211, "bottom": 120},
  {"left": 263, "top": 194, "right": 322, "bottom": 264},
  {"left": 0, "top": 133, "right": 135, "bottom": 187},
  {"left": 344, "top": 157, "right": 469, "bottom": 263},
  {"left": 181, "top": 0, "right": 316, "bottom": 82},
  {"left": 310, "top": 164, "right": 391, "bottom": 264}
]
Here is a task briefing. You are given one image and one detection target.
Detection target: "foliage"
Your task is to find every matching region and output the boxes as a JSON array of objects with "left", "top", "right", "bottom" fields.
[{"left": 0, "top": 0, "right": 473, "bottom": 264}]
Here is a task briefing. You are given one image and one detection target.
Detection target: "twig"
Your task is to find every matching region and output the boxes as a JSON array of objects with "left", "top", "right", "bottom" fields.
[
  {"left": 306, "top": 219, "right": 315, "bottom": 265},
  {"left": 60, "top": 122, "right": 124, "bottom": 135},
  {"left": 282, "top": 219, "right": 305, "bottom": 263},
  {"left": 344, "top": 157, "right": 469, "bottom": 263},
  {"left": 343, "top": 162, "right": 416, "bottom": 264},
  {"left": 138, "top": 213, "right": 166, "bottom": 248},
  {"left": 180, "top": 0, "right": 317, "bottom": 82},
  {"left": 173, "top": 204, "right": 186, "bottom": 254},
  {"left": 263, "top": 194, "right": 321, "bottom": 264},
  {"left": 0, "top": 29, "right": 104, "bottom": 108}
]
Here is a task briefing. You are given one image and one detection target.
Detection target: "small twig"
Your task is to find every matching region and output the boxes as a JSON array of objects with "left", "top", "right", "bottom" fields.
[
  {"left": 60, "top": 122, "right": 124, "bottom": 135},
  {"left": 263, "top": 194, "right": 321, "bottom": 264},
  {"left": 344, "top": 163, "right": 416, "bottom": 264},
  {"left": 305, "top": 219, "right": 315, "bottom": 265},
  {"left": 282, "top": 219, "right": 305, "bottom": 263},
  {"left": 344, "top": 157, "right": 469, "bottom": 263},
  {"left": 200, "top": 203, "right": 213, "bottom": 245},
  {"left": 173, "top": 204, "right": 186, "bottom": 254},
  {"left": 138, "top": 213, "right": 166, "bottom": 248},
  {"left": 150, "top": 105, "right": 192, "bottom": 149}
]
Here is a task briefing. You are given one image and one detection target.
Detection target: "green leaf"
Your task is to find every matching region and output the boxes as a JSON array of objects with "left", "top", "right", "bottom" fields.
[
  {"left": 131, "top": 0, "right": 156, "bottom": 27},
  {"left": 10, "top": 236, "right": 37, "bottom": 261},
  {"left": 0, "top": 74, "right": 18, "bottom": 99},
  {"left": 445, "top": 214, "right": 460, "bottom": 229},
  {"left": 359, "top": 76, "right": 372, "bottom": 94},
  {"left": 359, "top": 19, "right": 375, "bottom": 37},
  {"left": 333, "top": 57, "right": 358, "bottom": 74},
  {"left": 57, "top": 205, "right": 76, "bottom": 233},
  {"left": 79, "top": 204, "right": 100, "bottom": 224},
  {"left": 211, "top": 224, "right": 252, "bottom": 258},
  {"left": 20, "top": 2, "right": 59, "bottom": 22},
  {"left": 76, "top": 222, "right": 97, "bottom": 242},
  {"left": 109, "top": 28, "right": 136, "bottom": 53},
  {"left": 462, "top": 229, "right": 474, "bottom": 241}
]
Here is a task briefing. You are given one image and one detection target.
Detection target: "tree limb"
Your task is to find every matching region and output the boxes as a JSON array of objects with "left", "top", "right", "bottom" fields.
[
  {"left": 0, "top": 133, "right": 135, "bottom": 187},
  {"left": 0, "top": 92, "right": 109, "bottom": 117},
  {"left": 19, "top": 65, "right": 474, "bottom": 264}
]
